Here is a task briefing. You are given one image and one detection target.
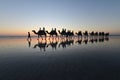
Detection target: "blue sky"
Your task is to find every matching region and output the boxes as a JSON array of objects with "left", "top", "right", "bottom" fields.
[{"left": 0, "top": 0, "right": 120, "bottom": 35}]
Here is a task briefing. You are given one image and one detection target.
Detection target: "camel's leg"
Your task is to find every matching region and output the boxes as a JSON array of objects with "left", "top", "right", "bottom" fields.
[
  {"left": 57, "top": 35, "right": 59, "bottom": 40},
  {"left": 49, "top": 35, "right": 50, "bottom": 40},
  {"left": 41, "top": 36, "right": 43, "bottom": 40},
  {"left": 55, "top": 35, "right": 57, "bottom": 40},
  {"left": 44, "top": 34, "right": 46, "bottom": 40},
  {"left": 52, "top": 35, "right": 54, "bottom": 40},
  {"left": 45, "top": 36, "right": 46, "bottom": 41},
  {"left": 37, "top": 35, "right": 39, "bottom": 40}
]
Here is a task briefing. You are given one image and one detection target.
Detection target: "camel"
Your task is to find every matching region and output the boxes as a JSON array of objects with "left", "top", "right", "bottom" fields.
[
  {"left": 94, "top": 32, "right": 98, "bottom": 36},
  {"left": 66, "top": 30, "right": 74, "bottom": 37},
  {"left": 76, "top": 31, "right": 82, "bottom": 38},
  {"left": 105, "top": 32, "right": 109, "bottom": 37},
  {"left": 99, "top": 32, "right": 102, "bottom": 36},
  {"left": 32, "top": 29, "right": 47, "bottom": 39},
  {"left": 46, "top": 28, "right": 58, "bottom": 37},
  {"left": 58, "top": 29, "right": 66, "bottom": 37},
  {"left": 99, "top": 32, "right": 105, "bottom": 36},
  {"left": 58, "top": 29, "right": 74, "bottom": 38},
  {"left": 83, "top": 31, "right": 88, "bottom": 38},
  {"left": 89, "top": 31, "right": 94, "bottom": 37},
  {"left": 101, "top": 32, "right": 105, "bottom": 36}
]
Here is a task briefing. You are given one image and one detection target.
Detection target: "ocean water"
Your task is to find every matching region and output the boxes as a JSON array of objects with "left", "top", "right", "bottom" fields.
[{"left": 0, "top": 36, "right": 120, "bottom": 80}]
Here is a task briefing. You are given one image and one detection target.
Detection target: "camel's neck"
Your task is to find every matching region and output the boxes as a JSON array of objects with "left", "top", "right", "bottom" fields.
[
  {"left": 33, "top": 31, "right": 38, "bottom": 34},
  {"left": 46, "top": 31, "right": 50, "bottom": 34},
  {"left": 58, "top": 31, "right": 61, "bottom": 34}
]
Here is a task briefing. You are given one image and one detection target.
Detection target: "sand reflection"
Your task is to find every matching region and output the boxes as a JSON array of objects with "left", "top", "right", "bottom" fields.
[{"left": 31, "top": 36, "right": 109, "bottom": 52}]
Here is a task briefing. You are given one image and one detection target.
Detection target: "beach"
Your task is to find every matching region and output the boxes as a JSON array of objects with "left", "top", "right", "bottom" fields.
[{"left": 0, "top": 36, "right": 120, "bottom": 80}]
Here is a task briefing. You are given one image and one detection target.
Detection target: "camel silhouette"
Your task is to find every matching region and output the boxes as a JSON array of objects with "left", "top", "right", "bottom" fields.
[
  {"left": 58, "top": 29, "right": 74, "bottom": 38},
  {"left": 89, "top": 31, "right": 94, "bottom": 37},
  {"left": 99, "top": 32, "right": 105, "bottom": 36},
  {"left": 94, "top": 32, "right": 98, "bottom": 36},
  {"left": 32, "top": 29, "right": 46, "bottom": 39},
  {"left": 58, "top": 28, "right": 66, "bottom": 37},
  {"left": 101, "top": 32, "right": 105, "bottom": 36},
  {"left": 66, "top": 30, "right": 74, "bottom": 37},
  {"left": 99, "top": 32, "right": 102, "bottom": 36},
  {"left": 46, "top": 28, "right": 58, "bottom": 37},
  {"left": 83, "top": 31, "right": 88, "bottom": 38},
  {"left": 105, "top": 32, "right": 109, "bottom": 37},
  {"left": 76, "top": 31, "right": 82, "bottom": 38}
]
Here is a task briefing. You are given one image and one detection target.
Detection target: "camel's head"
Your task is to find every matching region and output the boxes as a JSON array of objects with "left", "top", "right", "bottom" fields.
[
  {"left": 46, "top": 31, "right": 48, "bottom": 33},
  {"left": 58, "top": 30, "right": 60, "bottom": 32},
  {"left": 32, "top": 30, "right": 36, "bottom": 32},
  {"left": 32, "top": 30, "right": 37, "bottom": 34}
]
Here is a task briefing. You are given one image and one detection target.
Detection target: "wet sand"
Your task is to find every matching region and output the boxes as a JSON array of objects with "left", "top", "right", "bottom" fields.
[{"left": 0, "top": 36, "right": 120, "bottom": 80}]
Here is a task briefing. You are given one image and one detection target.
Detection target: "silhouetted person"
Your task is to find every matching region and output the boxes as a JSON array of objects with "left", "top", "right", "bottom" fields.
[{"left": 27, "top": 32, "right": 31, "bottom": 40}]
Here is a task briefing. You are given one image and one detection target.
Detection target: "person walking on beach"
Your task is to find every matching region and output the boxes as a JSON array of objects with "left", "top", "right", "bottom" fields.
[{"left": 27, "top": 32, "right": 31, "bottom": 40}]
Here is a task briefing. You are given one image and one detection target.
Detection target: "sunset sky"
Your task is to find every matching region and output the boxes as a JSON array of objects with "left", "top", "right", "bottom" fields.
[{"left": 0, "top": 0, "right": 120, "bottom": 36}]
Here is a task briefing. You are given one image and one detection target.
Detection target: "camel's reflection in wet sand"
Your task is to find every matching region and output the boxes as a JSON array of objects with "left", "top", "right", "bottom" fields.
[
  {"left": 76, "top": 38, "right": 82, "bottom": 45},
  {"left": 33, "top": 39, "right": 48, "bottom": 52},
  {"left": 59, "top": 38, "right": 74, "bottom": 48},
  {"left": 31, "top": 36, "right": 109, "bottom": 52},
  {"left": 47, "top": 40, "right": 58, "bottom": 50}
]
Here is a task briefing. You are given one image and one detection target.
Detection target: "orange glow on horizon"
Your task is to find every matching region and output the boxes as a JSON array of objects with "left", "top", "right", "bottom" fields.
[{"left": 0, "top": 26, "right": 120, "bottom": 36}]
